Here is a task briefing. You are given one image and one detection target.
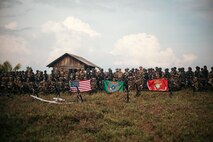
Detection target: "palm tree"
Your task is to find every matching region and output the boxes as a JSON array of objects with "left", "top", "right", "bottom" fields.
[
  {"left": 0, "top": 61, "right": 21, "bottom": 73},
  {"left": 13, "top": 63, "right": 21, "bottom": 71}
]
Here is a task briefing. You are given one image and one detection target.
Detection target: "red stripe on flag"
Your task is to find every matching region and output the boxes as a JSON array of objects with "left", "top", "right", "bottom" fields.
[{"left": 70, "top": 80, "right": 91, "bottom": 92}]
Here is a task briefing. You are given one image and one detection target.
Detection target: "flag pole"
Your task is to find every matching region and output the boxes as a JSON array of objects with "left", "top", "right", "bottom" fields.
[{"left": 76, "top": 86, "right": 83, "bottom": 102}]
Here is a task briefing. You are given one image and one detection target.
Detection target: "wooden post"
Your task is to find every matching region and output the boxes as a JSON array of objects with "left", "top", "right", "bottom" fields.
[
  {"left": 76, "top": 86, "right": 83, "bottom": 102},
  {"left": 125, "top": 81, "right": 130, "bottom": 103}
]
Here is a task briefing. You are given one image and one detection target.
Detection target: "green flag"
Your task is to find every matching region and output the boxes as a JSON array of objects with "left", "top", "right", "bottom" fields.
[{"left": 104, "top": 80, "right": 124, "bottom": 93}]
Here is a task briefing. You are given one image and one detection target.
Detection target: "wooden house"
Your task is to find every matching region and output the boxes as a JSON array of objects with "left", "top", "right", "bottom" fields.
[{"left": 47, "top": 53, "right": 100, "bottom": 72}]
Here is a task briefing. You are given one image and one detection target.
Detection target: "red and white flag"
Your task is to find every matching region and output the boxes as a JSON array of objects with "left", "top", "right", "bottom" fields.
[
  {"left": 147, "top": 78, "right": 169, "bottom": 91},
  {"left": 70, "top": 80, "right": 91, "bottom": 92}
]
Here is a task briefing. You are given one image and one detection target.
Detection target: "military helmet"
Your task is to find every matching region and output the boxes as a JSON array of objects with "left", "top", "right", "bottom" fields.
[{"left": 125, "top": 68, "right": 129, "bottom": 71}]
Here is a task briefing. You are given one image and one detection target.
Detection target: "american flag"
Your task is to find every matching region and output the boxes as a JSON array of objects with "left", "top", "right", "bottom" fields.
[{"left": 70, "top": 80, "right": 91, "bottom": 92}]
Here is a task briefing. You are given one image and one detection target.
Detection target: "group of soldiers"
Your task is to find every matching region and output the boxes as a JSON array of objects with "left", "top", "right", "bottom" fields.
[{"left": 0, "top": 65, "right": 213, "bottom": 96}]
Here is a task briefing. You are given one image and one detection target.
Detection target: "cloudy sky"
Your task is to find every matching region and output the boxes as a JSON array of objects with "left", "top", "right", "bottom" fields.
[{"left": 0, "top": 0, "right": 212, "bottom": 72}]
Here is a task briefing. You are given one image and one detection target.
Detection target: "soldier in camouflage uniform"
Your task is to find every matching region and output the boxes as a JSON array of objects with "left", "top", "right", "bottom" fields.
[
  {"left": 170, "top": 67, "right": 181, "bottom": 90},
  {"left": 128, "top": 69, "right": 135, "bottom": 90},
  {"left": 164, "top": 68, "right": 173, "bottom": 93},
  {"left": 201, "top": 65, "right": 209, "bottom": 91},
  {"left": 90, "top": 68, "right": 98, "bottom": 91},
  {"left": 75, "top": 69, "right": 80, "bottom": 81},
  {"left": 117, "top": 68, "right": 123, "bottom": 81},
  {"left": 179, "top": 68, "right": 186, "bottom": 88},
  {"left": 79, "top": 68, "right": 85, "bottom": 80},
  {"left": 113, "top": 68, "right": 119, "bottom": 81},
  {"left": 143, "top": 69, "right": 149, "bottom": 89},
  {"left": 193, "top": 66, "right": 201, "bottom": 91},
  {"left": 97, "top": 68, "right": 105, "bottom": 90},
  {"left": 7, "top": 74, "right": 14, "bottom": 95},
  {"left": 86, "top": 68, "right": 91, "bottom": 80},
  {"left": 106, "top": 68, "right": 113, "bottom": 81},
  {"left": 134, "top": 68, "right": 143, "bottom": 96},
  {"left": 208, "top": 67, "right": 213, "bottom": 89},
  {"left": 43, "top": 70, "right": 48, "bottom": 81},
  {"left": 186, "top": 67, "right": 194, "bottom": 88}
]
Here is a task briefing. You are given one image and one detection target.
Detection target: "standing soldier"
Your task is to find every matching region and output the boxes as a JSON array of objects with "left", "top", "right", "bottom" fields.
[
  {"left": 114, "top": 68, "right": 119, "bottom": 81},
  {"left": 134, "top": 68, "right": 143, "bottom": 96},
  {"left": 106, "top": 68, "right": 113, "bottom": 81},
  {"left": 193, "top": 66, "right": 201, "bottom": 91},
  {"left": 179, "top": 68, "right": 186, "bottom": 88},
  {"left": 7, "top": 74, "right": 14, "bottom": 95},
  {"left": 164, "top": 68, "right": 170, "bottom": 80},
  {"left": 170, "top": 67, "right": 180, "bottom": 90},
  {"left": 91, "top": 77, "right": 97, "bottom": 92},
  {"left": 97, "top": 69, "right": 105, "bottom": 91},
  {"left": 79, "top": 68, "right": 85, "bottom": 80},
  {"left": 164, "top": 68, "right": 172, "bottom": 94},
  {"left": 128, "top": 70, "right": 135, "bottom": 90},
  {"left": 91, "top": 68, "right": 98, "bottom": 92},
  {"left": 86, "top": 68, "right": 91, "bottom": 80},
  {"left": 208, "top": 67, "right": 213, "bottom": 90},
  {"left": 117, "top": 68, "right": 123, "bottom": 81},
  {"left": 143, "top": 69, "right": 149, "bottom": 89},
  {"left": 202, "top": 65, "right": 209, "bottom": 91},
  {"left": 75, "top": 69, "right": 80, "bottom": 81},
  {"left": 43, "top": 70, "right": 48, "bottom": 81},
  {"left": 123, "top": 68, "right": 129, "bottom": 80},
  {"left": 186, "top": 67, "right": 194, "bottom": 88}
]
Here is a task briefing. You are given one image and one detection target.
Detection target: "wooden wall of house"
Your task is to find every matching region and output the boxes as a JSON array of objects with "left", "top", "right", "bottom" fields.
[{"left": 52, "top": 56, "right": 85, "bottom": 71}]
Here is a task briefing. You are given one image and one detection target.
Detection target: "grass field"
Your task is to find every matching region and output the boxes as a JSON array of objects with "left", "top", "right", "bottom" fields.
[{"left": 0, "top": 90, "right": 213, "bottom": 142}]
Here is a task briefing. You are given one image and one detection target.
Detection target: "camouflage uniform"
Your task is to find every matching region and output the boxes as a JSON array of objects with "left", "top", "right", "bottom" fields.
[
  {"left": 201, "top": 66, "right": 209, "bottom": 91},
  {"left": 113, "top": 69, "right": 119, "bottom": 81},
  {"left": 134, "top": 68, "right": 143, "bottom": 96},
  {"left": 43, "top": 70, "right": 48, "bottom": 81},
  {"left": 117, "top": 69, "right": 123, "bottom": 81},
  {"left": 128, "top": 71, "right": 135, "bottom": 90},
  {"left": 193, "top": 66, "right": 201, "bottom": 91},
  {"left": 91, "top": 77, "right": 97, "bottom": 91},
  {"left": 179, "top": 68, "right": 186, "bottom": 88},
  {"left": 79, "top": 69, "right": 85, "bottom": 80},
  {"left": 97, "top": 69, "right": 105, "bottom": 90},
  {"left": 186, "top": 67, "right": 194, "bottom": 88},
  {"left": 106, "top": 68, "right": 113, "bottom": 81},
  {"left": 170, "top": 67, "right": 181, "bottom": 90},
  {"left": 75, "top": 69, "right": 80, "bottom": 81},
  {"left": 86, "top": 68, "right": 91, "bottom": 80},
  {"left": 143, "top": 69, "right": 149, "bottom": 89},
  {"left": 208, "top": 67, "right": 213, "bottom": 89}
]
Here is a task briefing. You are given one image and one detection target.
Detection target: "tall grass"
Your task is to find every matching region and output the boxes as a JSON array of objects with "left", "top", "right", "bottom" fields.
[{"left": 0, "top": 90, "right": 212, "bottom": 142}]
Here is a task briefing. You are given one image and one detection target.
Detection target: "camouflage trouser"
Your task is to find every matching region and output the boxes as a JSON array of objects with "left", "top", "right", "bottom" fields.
[
  {"left": 209, "top": 78, "right": 213, "bottom": 87},
  {"left": 170, "top": 79, "right": 181, "bottom": 91},
  {"left": 128, "top": 80, "right": 134, "bottom": 90},
  {"left": 97, "top": 80, "right": 104, "bottom": 91},
  {"left": 135, "top": 79, "right": 143, "bottom": 96},
  {"left": 192, "top": 79, "right": 201, "bottom": 91}
]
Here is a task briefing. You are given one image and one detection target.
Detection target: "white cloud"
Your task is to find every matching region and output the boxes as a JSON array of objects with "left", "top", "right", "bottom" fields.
[
  {"left": 41, "top": 21, "right": 64, "bottom": 33},
  {"left": 4, "top": 22, "right": 18, "bottom": 30},
  {"left": 63, "top": 17, "right": 100, "bottom": 37},
  {"left": 42, "top": 16, "right": 100, "bottom": 37},
  {"left": 111, "top": 33, "right": 197, "bottom": 68},
  {"left": 0, "top": 35, "right": 31, "bottom": 67},
  {"left": 41, "top": 16, "right": 100, "bottom": 64}
]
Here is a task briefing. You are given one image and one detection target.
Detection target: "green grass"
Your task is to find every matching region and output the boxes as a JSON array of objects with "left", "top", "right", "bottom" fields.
[{"left": 0, "top": 90, "right": 213, "bottom": 142}]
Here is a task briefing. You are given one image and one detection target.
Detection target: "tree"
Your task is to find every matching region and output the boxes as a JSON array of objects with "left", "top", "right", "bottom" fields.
[{"left": 0, "top": 61, "right": 21, "bottom": 73}]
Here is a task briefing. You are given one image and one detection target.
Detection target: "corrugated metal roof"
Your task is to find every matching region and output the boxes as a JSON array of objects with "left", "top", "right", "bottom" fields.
[
  {"left": 68, "top": 53, "right": 97, "bottom": 67},
  {"left": 47, "top": 53, "right": 100, "bottom": 69}
]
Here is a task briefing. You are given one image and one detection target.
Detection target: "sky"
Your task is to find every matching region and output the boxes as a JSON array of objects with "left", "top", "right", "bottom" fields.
[{"left": 0, "top": 0, "right": 212, "bottom": 72}]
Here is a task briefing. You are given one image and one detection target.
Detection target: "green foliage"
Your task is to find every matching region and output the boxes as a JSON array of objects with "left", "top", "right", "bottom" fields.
[
  {"left": 0, "top": 60, "right": 21, "bottom": 73},
  {"left": 13, "top": 63, "right": 21, "bottom": 71},
  {"left": 0, "top": 90, "right": 213, "bottom": 141}
]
